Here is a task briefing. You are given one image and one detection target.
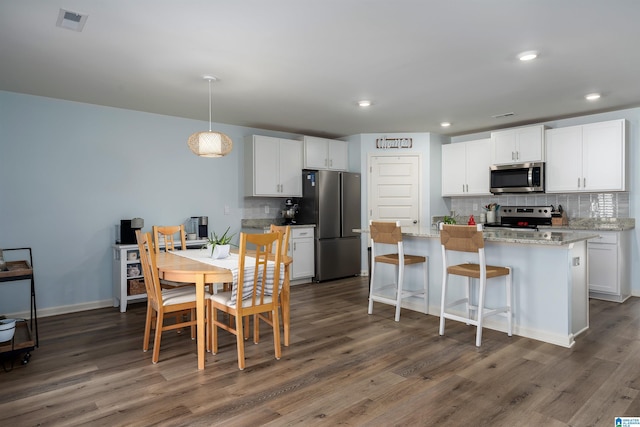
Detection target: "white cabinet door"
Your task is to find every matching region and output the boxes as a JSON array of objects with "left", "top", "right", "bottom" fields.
[
  {"left": 441, "top": 143, "right": 467, "bottom": 196},
  {"left": 516, "top": 125, "right": 545, "bottom": 163},
  {"left": 441, "top": 139, "right": 490, "bottom": 196},
  {"left": 546, "top": 119, "right": 626, "bottom": 193},
  {"left": 304, "top": 136, "right": 348, "bottom": 170},
  {"left": 465, "top": 139, "right": 491, "bottom": 195},
  {"left": 279, "top": 138, "right": 303, "bottom": 196},
  {"left": 582, "top": 119, "right": 625, "bottom": 191},
  {"left": 328, "top": 139, "right": 348, "bottom": 171},
  {"left": 545, "top": 126, "right": 582, "bottom": 192},
  {"left": 588, "top": 237, "right": 619, "bottom": 295},
  {"left": 246, "top": 135, "right": 302, "bottom": 197},
  {"left": 491, "top": 125, "right": 545, "bottom": 165},
  {"left": 491, "top": 130, "right": 518, "bottom": 164},
  {"left": 253, "top": 136, "right": 281, "bottom": 196},
  {"left": 290, "top": 227, "right": 314, "bottom": 280},
  {"left": 303, "top": 136, "right": 328, "bottom": 169}
]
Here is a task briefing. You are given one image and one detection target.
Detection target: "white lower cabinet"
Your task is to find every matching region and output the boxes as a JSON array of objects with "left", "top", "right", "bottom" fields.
[
  {"left": 588, "top": 230, "right": 630, "bottom": 302},
  {"left": 289, "top": 227, "right": 315, "bottom": 282},
  {"left": 112, "top": 240, "right": 207, "bottom": 312}
]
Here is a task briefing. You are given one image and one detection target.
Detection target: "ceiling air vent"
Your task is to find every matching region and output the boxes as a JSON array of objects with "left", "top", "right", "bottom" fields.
[
  {"left": 56, "top": 9, "right": 88, "bottom": 32},
  {"left": 492, "top": 112, "right": 515, "bottom": 119}
]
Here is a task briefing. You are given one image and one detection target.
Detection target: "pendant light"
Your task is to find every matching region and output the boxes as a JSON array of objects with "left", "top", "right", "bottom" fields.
[{"left": 187, "top": 76, "right": 233, "bottom": 157}]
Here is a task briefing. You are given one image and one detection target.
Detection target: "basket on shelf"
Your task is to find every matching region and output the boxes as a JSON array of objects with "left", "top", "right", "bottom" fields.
[{"left": 128, "top": 279, "right": 146, "bottom": 295}]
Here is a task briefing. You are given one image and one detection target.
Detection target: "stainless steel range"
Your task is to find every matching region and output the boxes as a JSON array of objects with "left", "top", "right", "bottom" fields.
[{"left": 484, "top": 205, "right": 553, "bottom": 231}]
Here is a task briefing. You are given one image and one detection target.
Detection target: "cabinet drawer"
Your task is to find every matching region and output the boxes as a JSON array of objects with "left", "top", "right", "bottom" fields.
[
  {"left": 291, "top": 228, "right": 314, "bottom": 239},
  {"left": 590, "top": 232, "right": 618, "bottom": 245}
]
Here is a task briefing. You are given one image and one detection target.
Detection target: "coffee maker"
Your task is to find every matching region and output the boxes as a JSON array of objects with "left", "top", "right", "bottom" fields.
[
  {"left": 119, "top": 217, "right": 144, "bottom": 244},
  {"left": 281, "top": 199, "right": 298, "bottom": 225},
  {"left": 196, "top": 216, "right": 208, "bottom": 239}
]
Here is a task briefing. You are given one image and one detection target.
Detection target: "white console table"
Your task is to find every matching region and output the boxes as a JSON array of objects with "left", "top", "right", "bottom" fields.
[{"left": 112, "top": 239, "right": 207, "bottom": 312}]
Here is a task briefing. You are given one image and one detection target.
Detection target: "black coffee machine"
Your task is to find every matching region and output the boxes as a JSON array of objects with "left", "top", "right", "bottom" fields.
[
  {"left": 196, "top": 216, "right": 208, "bottom": 239},
  {"left": 120, "top": 218, "right": 144, "bottom": 244},
  {"left": 282, "top": 199, "right": 298, "bottom": 225}
]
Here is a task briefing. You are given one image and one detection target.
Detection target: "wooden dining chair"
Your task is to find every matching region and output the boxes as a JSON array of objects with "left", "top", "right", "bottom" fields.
[
  {"left": 251, "top": 224, "right": 290, "bottom": 343},
  {"left": 439, "top": 223, "right": 513, "bottom": 347},
  {"left": 152, "top": 225, "right": 187, "bottom": 253},
  {"left": 208, "top": 231, "right": 283, "bottom": 370},
  {"left": 136, "top": 230, "right": 212, "bottom": 364}
]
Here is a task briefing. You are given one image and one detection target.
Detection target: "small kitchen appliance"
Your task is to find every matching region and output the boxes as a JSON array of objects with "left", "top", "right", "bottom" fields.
[
  {"left": 281, "top": 199, "right": 299, "bottom": 225},
  {"left": 197, "top": 216, "right": 208, "bottom": 239},
  {"left": 483, "top": 206, "right": 552, "bottom": 231},
  {"left": 490, "top": 162, "right": 545, "bottom": 194},
  {"left": 120, "top": 218, "right": 144, "bottom": 244}
]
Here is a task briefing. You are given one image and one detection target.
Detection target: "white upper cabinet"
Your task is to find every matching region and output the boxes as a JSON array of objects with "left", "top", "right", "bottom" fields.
[
  {"left": 490, "top": 125, "right": 546, "bottom": 165},
  {"left": 442, "top": 138, "right": 491, "bottom": 196},
  {"left": 303, "top": 136, "right": 348, "bottom": 170},
  {"left": 245, "top": 135, "right": 303, "bottom": 197},
  {"left": 546, "top": 119, "right": 627, "bottom": 192}
]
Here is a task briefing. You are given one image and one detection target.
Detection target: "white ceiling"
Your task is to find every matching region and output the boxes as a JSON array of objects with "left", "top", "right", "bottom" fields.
[{"left": 2, "top": 0, "right": 639, "bottom": 138}]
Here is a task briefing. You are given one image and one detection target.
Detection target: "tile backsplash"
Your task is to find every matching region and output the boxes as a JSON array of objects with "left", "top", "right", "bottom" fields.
[
  {"left": 242, "top": 197, "right": 288, "bottom": 220},
  {"left": 450, "top": 192, "right": 630, "bottom": 219}
]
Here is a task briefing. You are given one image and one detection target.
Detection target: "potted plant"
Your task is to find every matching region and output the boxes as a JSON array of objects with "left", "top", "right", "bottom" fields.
[{"left": 204, "top": 226, "right": 236, "bottom": 259}]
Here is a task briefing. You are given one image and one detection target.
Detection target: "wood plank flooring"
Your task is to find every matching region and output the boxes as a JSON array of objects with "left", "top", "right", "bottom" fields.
[{"left": 2, "top": 276, "right": 640, "bottom": 426}]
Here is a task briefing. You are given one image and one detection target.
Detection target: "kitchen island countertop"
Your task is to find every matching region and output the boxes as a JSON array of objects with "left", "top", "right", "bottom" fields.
[{"left": 355, "top": 226, "right": 599, "bottom": 246}]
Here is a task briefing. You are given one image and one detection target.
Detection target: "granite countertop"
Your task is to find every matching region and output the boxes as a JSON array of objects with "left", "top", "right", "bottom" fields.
[
  {"left": 355, "top": 226, "right": 600, "bottom": 246},
  {"left": 540, "top": 217, "right": 635, "bottom": 231},
  {"left": 241, "top": 219, "right": 316, "bottom": 230}
]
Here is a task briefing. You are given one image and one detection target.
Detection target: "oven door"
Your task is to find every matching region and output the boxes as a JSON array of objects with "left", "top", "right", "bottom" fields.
[{"left": 490, "top": 162, "right": 544, "bottom": 194}]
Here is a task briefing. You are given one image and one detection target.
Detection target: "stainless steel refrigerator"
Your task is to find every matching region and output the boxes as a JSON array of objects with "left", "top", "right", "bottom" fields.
[{"left": 298, "top": 169, "right": 361, "bottom": 282}]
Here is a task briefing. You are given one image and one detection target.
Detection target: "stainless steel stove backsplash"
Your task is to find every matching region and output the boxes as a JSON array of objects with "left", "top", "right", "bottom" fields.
[{"left": 450, "top": 192, "right": 630, "bottom": 219}]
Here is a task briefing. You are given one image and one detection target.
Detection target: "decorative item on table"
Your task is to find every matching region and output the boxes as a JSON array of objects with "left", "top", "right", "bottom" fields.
[
  {"left": 204, "top": 226, "right": 236, "bottom": 259},
  {"left": 468, "top": 215, "right": 476, "bottom": 225},
  {"left": 0, "top": 318, "right": 17, "bottom": 342}
]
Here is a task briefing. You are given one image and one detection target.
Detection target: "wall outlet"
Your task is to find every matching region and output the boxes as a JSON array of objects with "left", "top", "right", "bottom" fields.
[
  {"left": 264, "top": 205, "right": 269, "bottom": 214},
  {"left": 224, "top": 205, "right": 230, "bottom": 215},
  {"left": 473, "top": 203, "right": 478, "bottom": 211}
]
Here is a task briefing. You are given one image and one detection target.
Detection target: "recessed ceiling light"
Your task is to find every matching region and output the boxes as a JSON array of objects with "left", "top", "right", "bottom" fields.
[
  {"left": 358, "top": 100, "right": 372, "bottom": 107},
  {"left": 517, "top": 51, "right": 538, "bottom": 61},
  {"left": 585, "top": 93, "right": 601, "bottom": 101},
  {"left": 440, "top": 122, "right": 451, "bottom": 127}
]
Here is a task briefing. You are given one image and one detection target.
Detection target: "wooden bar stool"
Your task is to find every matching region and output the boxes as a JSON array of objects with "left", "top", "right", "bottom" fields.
[
  {"left": 439, "top": 223, "right": 512, "bottom": 346},
  {"left": 368, "top": 221, "right": 428, "bottom": 321}
]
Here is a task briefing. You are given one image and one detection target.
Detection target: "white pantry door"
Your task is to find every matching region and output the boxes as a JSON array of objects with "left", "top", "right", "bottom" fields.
[{"left": 368, "top": 154, "right": 421, "bottom": 227}]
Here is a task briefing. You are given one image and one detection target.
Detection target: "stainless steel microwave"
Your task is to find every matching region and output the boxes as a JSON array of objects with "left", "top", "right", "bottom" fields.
[{"left": 490, "top": 162, "right": 545, "bottom": 194}]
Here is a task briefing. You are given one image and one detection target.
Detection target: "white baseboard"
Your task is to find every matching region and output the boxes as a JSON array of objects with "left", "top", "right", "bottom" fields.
[{"left": 5, "top": 299, "right": 115, "bottom": 320}]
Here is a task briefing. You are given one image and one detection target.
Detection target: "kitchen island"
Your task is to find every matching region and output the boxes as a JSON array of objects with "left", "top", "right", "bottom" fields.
[{"left": 359, "top": 226, "right": 599, "bottom": 347}]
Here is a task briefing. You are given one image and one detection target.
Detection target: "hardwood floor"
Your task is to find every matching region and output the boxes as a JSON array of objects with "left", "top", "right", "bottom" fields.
[{"left": 2, "top": 276, "right": 640, "bottom": 426}]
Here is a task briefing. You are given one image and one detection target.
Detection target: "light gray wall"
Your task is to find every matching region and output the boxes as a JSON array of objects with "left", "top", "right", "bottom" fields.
[{"left": 0, "top": 91, "right": 303, "bottom": 316}]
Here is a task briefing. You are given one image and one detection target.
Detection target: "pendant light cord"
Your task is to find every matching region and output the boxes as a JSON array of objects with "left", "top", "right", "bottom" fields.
[{"left": 208, "top": 78, "right": 212, "bottom": 132}]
